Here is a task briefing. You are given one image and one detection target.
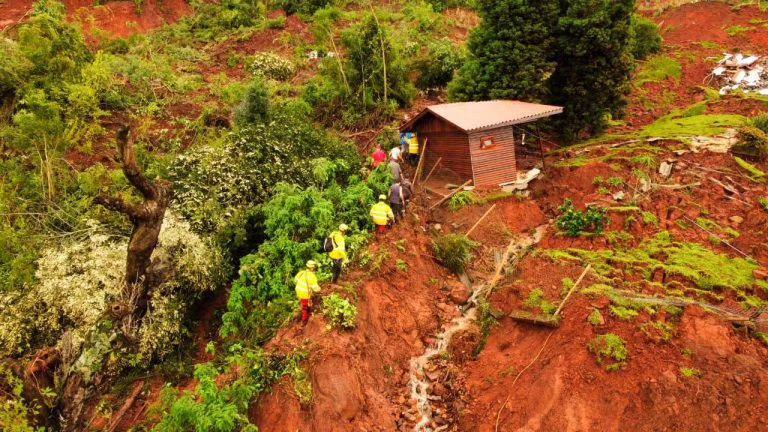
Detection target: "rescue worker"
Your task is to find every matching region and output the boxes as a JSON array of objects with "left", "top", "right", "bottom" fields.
[
  {"left": 371, "top": 144, "right": 387, "bottom": 169},
  {"left": 389, "top": 180, "right": 406, "bottom": 222},
  {"left": 401, "top": 179, "right": 413, "bottom": 210},
  {"left": 389, "top": 143, "right": 403, "bottom": 163},
  {"left": 294, "top": 260, "right": 321, "bottom": 326},
  {"left": 370, "top": 194, "right": 395, "bottom": 234},
  {"left": 389, "top": 158, "right": 403, "bottom": 182},
  {"left": 407, "top": 135, "right": 420, "bottom": 166},
  {"left": 328, "top": 224, "right": 349, "bottom": 283}
]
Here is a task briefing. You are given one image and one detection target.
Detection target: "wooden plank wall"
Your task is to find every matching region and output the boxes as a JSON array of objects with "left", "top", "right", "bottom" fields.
[
  {"left": 411, "top": 113, "right": 473, "bottom": 180},
  {"left": 468, "top": 126, "right": 518, "bottom": 186}
]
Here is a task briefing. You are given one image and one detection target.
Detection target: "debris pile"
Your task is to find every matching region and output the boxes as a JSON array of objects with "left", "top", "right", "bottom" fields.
[{"left": 713, "top": 53, "right": 768, "bottom": 95}]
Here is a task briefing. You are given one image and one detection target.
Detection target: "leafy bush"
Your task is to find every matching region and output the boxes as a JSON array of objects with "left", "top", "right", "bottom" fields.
[
  {"left": 588, "top": 333, "right": 628, "bottom": 371},
  {"left": 305, "top": 14, "right": 415, "bottom": 128},
  {"left": 0, "top": 213, "right": 227, "bottom": 360},
  {"left": 276, "top": 0, "right": 330, "bottom": 15},
  {"left": 234, "top": 78, "right": 269, "bottom": 127},
  {"left": 751, "top": 113, "right": 768, "bottom": 134},
  {"left": 414, "top": 40, "right": 466, "bottom": 90},
  {"left": 629, "top": 15, "right": 662, "bottom": 61},
  {"left": 449, "top": 190, "right": 477, "bottom": 211},
  {"left": 153, "top": 347, "right": 303, "bottom": 432},
  {"left": 556, "top": 199, "right": 608, "bottom": 237},
  {"left": 248, "top": 52, "right": 295, "bottom": 81},
  {"left": 432, "top": 233, "right": 478, "bottom": 275},
  {"left": 170, "top": 104, "right": 360, "bottom": 233},
  {"left": 735, "top": 126, "right": 768, "bottom": 160},
  {"left": 182, "top": 0, "right": 267, "bottom": 40},
  {"left": 322, "top": 294, "right": 358, "bottom": 329}
]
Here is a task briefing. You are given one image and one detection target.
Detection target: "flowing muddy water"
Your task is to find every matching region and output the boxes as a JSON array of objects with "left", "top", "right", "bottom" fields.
[{"left": 408, "top": 227, "right": 547, "bottom": 431}]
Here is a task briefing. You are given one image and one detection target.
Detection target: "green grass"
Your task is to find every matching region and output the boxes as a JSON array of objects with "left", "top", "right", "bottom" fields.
[
  {"left": 734, "top": 156, "right": 766, "bottom": 181},
  {"left": 635, "top": 55, "right": 682, "bottom": 86},
  {"left": 589, "top": 333, "right": 629, "bottom": 371},
  {"left": 523, "top": 288, "right": 557, "bottom": 315},
  {"left": 588, "top": 309, "right": 604, "bottom": 326},
  {"left": 726, "top": 25, "right": 752, "bottom": 37},
  {"left": 640, "top": 114, "right": 746, "bottom": 138},
  {"left": 680, "top": 367, "right": 701, "bottom": 378}
]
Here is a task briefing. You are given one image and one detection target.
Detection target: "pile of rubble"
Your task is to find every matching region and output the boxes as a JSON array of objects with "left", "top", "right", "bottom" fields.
[{"left": 712, "top": 53, "right": 768, "bottom": 95}]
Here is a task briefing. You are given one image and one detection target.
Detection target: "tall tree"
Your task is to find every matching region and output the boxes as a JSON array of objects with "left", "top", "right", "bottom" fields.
[
  {"left": 447, "top": 0, "right": 559, "bottom": 102},
  {"left": 550, "top": 0, "right": 636, "bottom": 142},
  {"left": 95, "top": 127, "right": 171, "bottom": 324}
]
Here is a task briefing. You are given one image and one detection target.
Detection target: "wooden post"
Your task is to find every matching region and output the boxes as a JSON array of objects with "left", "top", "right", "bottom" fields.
[
  {"left": 422, "top": 157, "right": 442, "bottom": 185},
  {"left": 414, "top": 138, "right": 429, "bottom": 186},
  {"left": 466, "top": 204, "right": 497, "bottom": 237},
  {"left": 428, "top": 179, "right": 472, "bottom": 211}
]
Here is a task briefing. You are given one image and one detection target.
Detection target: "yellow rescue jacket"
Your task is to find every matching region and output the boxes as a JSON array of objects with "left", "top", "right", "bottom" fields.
[
  {"left": 294, "top": 270, "right": 320, "bottom": 300},
  {"left": 408, "top": 136, "right": 419, "bottom": 154},
  {"left": 370, "top": 202, "right": 394, "bottom": 226},
  {"left": 328, "top": 230, "right": 347, "bottom": 261}
]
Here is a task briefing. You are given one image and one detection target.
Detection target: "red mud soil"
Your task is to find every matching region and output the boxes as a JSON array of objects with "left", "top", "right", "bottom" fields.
[
  {"left": 0, "top": 0, "right": 190, "bottom": 38},
  {"left": 250, "top": 220, "right": 457, "bottom": 431}
]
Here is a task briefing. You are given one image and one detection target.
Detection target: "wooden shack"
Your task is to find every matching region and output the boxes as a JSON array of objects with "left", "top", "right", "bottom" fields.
[{"left": 400, "top": 100, "right": 563, "bottom": 186}]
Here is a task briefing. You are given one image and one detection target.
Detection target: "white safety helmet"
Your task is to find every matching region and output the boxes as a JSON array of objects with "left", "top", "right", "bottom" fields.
[
  {"left": 306, "top": 260, "right": 318, "bottom": 269},
  {"left": 379, "top": 194, "right": 387, "bottom": 201},
  {"left": 339, "top": 224, "right": 349, "bottom": 232}
]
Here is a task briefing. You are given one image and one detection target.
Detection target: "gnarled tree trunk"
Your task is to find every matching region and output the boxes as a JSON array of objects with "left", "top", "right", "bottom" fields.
[{"left": 95, "top": 127, "right": 171, "bottom": 323}]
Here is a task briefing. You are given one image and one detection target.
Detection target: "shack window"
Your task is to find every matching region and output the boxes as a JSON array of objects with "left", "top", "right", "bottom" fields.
[{"left": 480, "top": 136, "right": 495, "bottom": 150}]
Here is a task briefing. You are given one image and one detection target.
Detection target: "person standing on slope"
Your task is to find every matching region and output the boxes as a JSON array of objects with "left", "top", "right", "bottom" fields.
[
  {"left": 389, "top": 181, "right": 406, "bottom": 222},
  {"left": 371, "top": 144, "right": 387, "bottom": 169},
  {"left": 327, "top": 224, "right": 349, "bottom": 283},
  {"left": 370, "top": 194, "right": 395, "bottom": 234},
  {"left": 389, "top": 158, "right": 403, "bottom": 183},
  {"left": 295, "top": 260, "right": 321, "bottom": 327}
]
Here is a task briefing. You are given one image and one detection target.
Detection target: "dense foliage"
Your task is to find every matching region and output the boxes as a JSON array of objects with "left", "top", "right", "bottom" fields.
[
  {"left": 549, "top": 0, "right": 635, "bottom": 142},
  {"left": 629, "top": 15, "right": 662, "bottom": 61},
  {"left": 322, "top": 293, "right": 358, "bottom": 329},
  {"left": 305, "top": 14, "right": 415, "bottom": 128},
  {"left": 448, "top": 0, "right": 559, "bottom": 102},
  {"left": 556, "top": 199, "right": 608, "bottom": 237},
  {"left": 220, "top": 166, "right": 392, "bottom": 342},
  {"left": 432, "top": 233, "right": 478, "bottom": 274}
]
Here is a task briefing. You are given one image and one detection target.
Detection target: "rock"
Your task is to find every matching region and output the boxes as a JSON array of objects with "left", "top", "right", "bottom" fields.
[
  {"left": 612, "top": 191, "right": 625, "bottom": 201},
  {"left": 729, "top": 215, "right": 744, "bottom": 226},
  {"left": 754, "top": 269, "right": 768, "bottom": 280},
  {"left": 397, "top": 395, "right": 407, "bottom": 405},
  {"left": 659, "top": 161, "right": 674, "bottom": 178},
  {"left": 448, "top": 286, "right": 471, "bottom": 305},
  {"left": 433, "top": 223, "right": 442, "bottom": 232},
  {"left": 432, "top": 383, "right": 448, "bottom": 397}
]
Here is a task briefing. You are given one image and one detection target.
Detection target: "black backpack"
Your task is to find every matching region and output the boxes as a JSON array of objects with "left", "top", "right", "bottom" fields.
[{"left": 323, "top": 236, "right": 335, "bottom": 253}]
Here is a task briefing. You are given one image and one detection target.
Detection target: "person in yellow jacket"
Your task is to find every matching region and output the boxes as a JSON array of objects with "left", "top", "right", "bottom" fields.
[
  {"left": 370, "top": 194, "right": 395, "bottom": 235},
  {"left": 407, "top": 134, "right": 420, "bottom": 166},
  {"left": 328, "top": 224, "right": 349, "bottom": 283},
  {"left": 295, "top": 260, "right": 321, "bottom": 326}
]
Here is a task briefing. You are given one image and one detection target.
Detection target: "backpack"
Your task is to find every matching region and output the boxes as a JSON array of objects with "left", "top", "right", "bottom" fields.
[{"left": 323, "top": 236, "right": 335, "bottom": 253}]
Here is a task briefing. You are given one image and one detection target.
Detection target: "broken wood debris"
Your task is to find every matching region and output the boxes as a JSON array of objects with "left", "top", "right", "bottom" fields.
[{"left": 712, "top": 53, "right": 768, "bottom": 95}]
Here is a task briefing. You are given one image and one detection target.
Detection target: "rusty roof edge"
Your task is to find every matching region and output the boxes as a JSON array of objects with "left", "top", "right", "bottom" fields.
[{"left": 465, "top": 107, "right": 564, "bottom": 132}]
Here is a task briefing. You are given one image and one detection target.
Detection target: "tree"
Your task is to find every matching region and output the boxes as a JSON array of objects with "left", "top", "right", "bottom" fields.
[
  {"left": 448, "top": 0, "right": 559, "bottom": 102},
  {"left": 235, "top": 78, "right": 269, "bottom": 127},
  {"left": 95, "top": 127, "right": 171, "bottom": 323},
  {"left": 549, "top": 0, "right": 635, "bottom": 142}
]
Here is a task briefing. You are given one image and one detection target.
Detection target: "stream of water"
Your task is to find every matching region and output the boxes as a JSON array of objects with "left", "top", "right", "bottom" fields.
[{"left": 408, "top": 227, "right": 546, "bottom": 432}]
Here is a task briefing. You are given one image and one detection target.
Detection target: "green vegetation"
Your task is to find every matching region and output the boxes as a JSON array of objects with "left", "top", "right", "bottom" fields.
[
  {"left": 588, "top": 309, "right": 604, "bottom": 326},
  {"left": 680, "top": 367, "right": 701, "bottom": 378},
  {"left": 523, "top": 288, "right": 556, "bottom": 315},
  {"left": 432, "top": 233, "right": 478, "bottom": 274},
  {"left": 635, "top": 55, "right": 681, "bottom": 86},
  {"left": 734, "top": 156, "right": 766, "bottom": 181},
  {"left": 556, "top": 199, "right": 609, "bottom": 237},
  {"left": 474, "top": 298, "right": 500, "bottom": 357},
  {"left": 588, "top": 333, "right": 628, "bottom": 371},
  {"left": 639, "top": 114, "right": 746, "bottom": 138},
  {"left": 641, "top": 321, "right": 675, "bottom": 342},
  {"left": 760, "top": 197, "right": 768, "bottom": 211},
  {"left": 629, "top": 15, "right": 662, "bottom": 61},
  {"left": 322, "top": 294, "right": 358, "bottom": 329},
  {"left": 544, "top": 232, "right": 761, "bottom": 303},
  {"left": 610, "top": 305, "right": 639, "bottom": 321},
  {"left": 449, "top": 190, "right": 478, "bottom": 211},
  {"left": 726, "top": 25, "right": 751, "bottom": 37}
]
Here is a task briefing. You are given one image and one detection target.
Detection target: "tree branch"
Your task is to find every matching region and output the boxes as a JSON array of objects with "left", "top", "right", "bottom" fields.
[
  {"left": 116, "top": 127, "right": 158, "bottom": 201},
  {"left": 94, "top": 194, "right": 142, "bottom": 218}
]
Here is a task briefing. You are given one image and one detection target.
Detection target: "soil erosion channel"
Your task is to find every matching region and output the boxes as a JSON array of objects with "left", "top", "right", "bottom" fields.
[{"left": 408, "top": 226, "right": 547, "bottom": 431}]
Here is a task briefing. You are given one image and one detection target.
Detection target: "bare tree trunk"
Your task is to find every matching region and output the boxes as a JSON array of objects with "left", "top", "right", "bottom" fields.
[{"left": 94, "top": 126, "right": 171, "bottom": 322}]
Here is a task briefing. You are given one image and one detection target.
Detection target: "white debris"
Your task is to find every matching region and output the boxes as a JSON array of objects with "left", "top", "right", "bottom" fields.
[
  {"left": 713, "top": 52, "right": 768, "bottom": 95},
  {"left": 501, "top": 168, "right": 541, "bottom": 191},
  {"left": 688, "top": 128, "right": 740, "bottom": 153},
  {"left": 659, "top": 160, "right": 674, "bottom": 178}
]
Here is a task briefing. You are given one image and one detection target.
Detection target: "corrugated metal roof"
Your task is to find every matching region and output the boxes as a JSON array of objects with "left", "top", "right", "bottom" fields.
[{"left": 402, "top": 100, "right": 563, "bottom": 132}]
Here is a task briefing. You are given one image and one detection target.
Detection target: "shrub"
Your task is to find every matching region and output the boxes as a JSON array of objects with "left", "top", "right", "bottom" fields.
[
  {"left": 322, "top": 294, "right": 358, "bottom": 329},
  {"left": 248, "top": 52, "right": 295, "bottom": 81},
  {"left": 587, "top": 309, "right": 604, "bottom": 326},
  {"left": 449, "top": 190, "right": 477, "bottom": 211},
  {"left": 0, "top": 213, "right": 227, "bottom": 360},
  {"left": 234, "top": 78, "right": 269, "bottom": 127},
  {"left": 426, "top": 0, "right": 475, "bottom": 12},
  {"left": 588, "top": 333, "right": 628, "bottom": 371},
  {"left": 276, "top": 0, "right": 330, "bottom": 15},
  {"left": 629, "top": 15, "right": 662, "bottom": 61},
  {"left": 735, "top": 126, "right": 768, "bottom": 160},
  {"left": 432, "top": 233, "right": 478, "bottom": 274},
  {"left": 413, "top": 40, "right": 465, "bottom": 90},
  {"left": 750, "top": 113, "right": 768, "bottom": 134},
  {"left": 556, "top": 199, "right": 608, "bottom": 237}
]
